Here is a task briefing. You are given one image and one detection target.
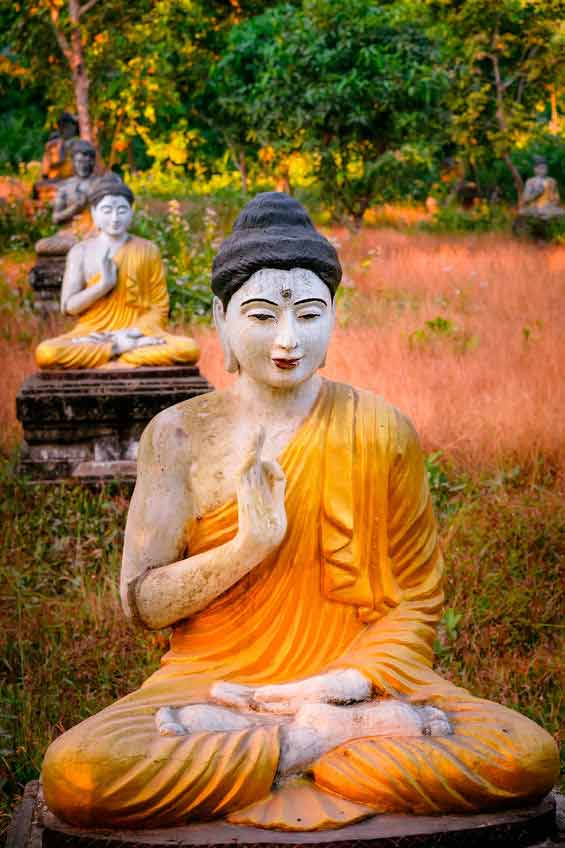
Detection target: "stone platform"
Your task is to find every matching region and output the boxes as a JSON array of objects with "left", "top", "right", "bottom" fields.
[
  {"left": 28, "top": 255, "right": 66, "bottom": 314},
  {"left": 6, "top": 782, "right": 562, "bottom": 848},
  {"left": 16, "top": 365, "right": 212, "bottom": 482}
]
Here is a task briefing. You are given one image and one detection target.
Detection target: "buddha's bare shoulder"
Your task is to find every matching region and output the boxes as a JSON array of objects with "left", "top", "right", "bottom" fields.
[{"left": 139, "top": 389, "right": 235, "bottom": 471}]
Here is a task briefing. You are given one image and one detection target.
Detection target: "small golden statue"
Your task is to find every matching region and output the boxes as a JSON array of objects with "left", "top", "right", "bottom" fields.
[
  {"left": 36, "top": 174, "right": 199, "bottom": 369},
  {"left": 42, "top": 193, "right": 558, "bottom": 831}
]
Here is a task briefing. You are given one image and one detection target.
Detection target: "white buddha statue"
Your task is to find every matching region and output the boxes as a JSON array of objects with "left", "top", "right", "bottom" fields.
[{"left": 41, "top": 193, "right": 558, "bottom": 832}]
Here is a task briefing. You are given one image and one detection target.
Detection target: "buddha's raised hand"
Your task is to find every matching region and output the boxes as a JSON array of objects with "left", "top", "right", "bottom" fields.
[
  {"left": 235, "top": 427, "right": 287, "bottom": 559},
  {"left": 100, "top": 248, "right": 118, "bottom": 294}
]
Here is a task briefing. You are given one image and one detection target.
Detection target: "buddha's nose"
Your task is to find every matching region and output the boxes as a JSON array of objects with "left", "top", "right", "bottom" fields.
[{"left": 274, "top": 312, "right": 299, "bottom": 351}]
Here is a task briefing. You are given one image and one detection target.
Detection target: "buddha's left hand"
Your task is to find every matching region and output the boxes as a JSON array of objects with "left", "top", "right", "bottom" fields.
[{"left": 211, "top": 669, "right": 372, "bottom": 715}]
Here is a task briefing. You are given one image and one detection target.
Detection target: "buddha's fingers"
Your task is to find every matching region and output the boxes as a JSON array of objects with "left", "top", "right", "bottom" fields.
[{"left": 245, "top": 428, "right": 266, "bottom": 470}]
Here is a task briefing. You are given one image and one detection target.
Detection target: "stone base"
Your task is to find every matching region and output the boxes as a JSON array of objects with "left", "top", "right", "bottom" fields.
[
  {"left": 16, "top": 365, "right": 213, "bottom": 482},
  {"left": 6, "top": 782, "right": 561, "bottom": 848},
  {"left": 28, "top": 255, "right": 66, "bottom": 314}
]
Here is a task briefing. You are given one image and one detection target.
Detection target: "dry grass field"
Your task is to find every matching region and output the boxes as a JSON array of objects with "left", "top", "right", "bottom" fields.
[{"left": 0, "top": 228, "right": 563, "bottom": 832}]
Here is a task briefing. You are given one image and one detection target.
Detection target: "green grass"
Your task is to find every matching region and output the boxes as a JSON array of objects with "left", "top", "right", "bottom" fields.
[{"left": 1, "top": 453, "right": 563, "bottom": 834}]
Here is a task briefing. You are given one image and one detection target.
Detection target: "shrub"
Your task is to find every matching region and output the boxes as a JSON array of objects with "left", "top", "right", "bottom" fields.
[{"left": 0, "top": 199, "right": 54, "bottom": 252}]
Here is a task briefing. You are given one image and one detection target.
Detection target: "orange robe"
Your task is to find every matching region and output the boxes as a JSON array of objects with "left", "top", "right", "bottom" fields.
[
  {"left": 42, "top": 382, "right": 559, "bottom": 830},
  {"left": 35, "top": 236, "right": 199, "bottom": 370}
]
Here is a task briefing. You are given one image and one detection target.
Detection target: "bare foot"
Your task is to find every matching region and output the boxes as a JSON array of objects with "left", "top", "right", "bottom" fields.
[{"left": 279, "top": 700, "right": 452, "bottom": 776}]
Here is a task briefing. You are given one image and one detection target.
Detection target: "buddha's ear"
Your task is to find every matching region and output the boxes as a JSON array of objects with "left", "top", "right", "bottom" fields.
[{"left": 213, "top": 296, "right": 239, "bottom": 374}]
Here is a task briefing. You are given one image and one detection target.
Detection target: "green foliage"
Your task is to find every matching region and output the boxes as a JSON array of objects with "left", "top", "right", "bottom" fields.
[
  {"left": 0, "top": 199, "right": 54, "bottom": 252},
  {"left": 214, "top": 0, "right": 448, "bottom": 225},
  {"left": 429, "top": 0, "right": 565, "bottom": 200},
  {"left": 421, "top": 201, "right": 512, "bottom": 233},
  {"left": 410, "top": 315, "right": 479, "bottom": 354},
  {"left": 131, "top": 200, "right": 239, "bottom": 322},
  {"left": 426, "top": 451, "right": 466, "bottom": 516}
]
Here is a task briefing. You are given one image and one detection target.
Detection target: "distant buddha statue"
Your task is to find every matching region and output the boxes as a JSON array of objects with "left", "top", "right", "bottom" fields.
[
  {"left": 42, "top": 193, "right": 558, "bottom": 830},
  {"left": 42, "top": 113, "right": 80, "bottom": 182},
  {"left": 35, "top": 174, "right": 199, "bottom": 369},
  {"left": 519, "top": 156, "right": 563, "bottom": 217},
  {"left": 33, "top": 112, "right": 80, "bottom": 203},
  {"left": 35, "top": 140, "right": 99, "bottom": 261}
]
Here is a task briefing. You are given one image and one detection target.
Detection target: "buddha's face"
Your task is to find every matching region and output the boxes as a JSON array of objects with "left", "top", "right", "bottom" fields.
[
  {"left": 215, "top": 268, "right": 335, "bottom": 388},
  {"left": 73, "top": 151, "right": 95, "bottom": 179},
  {"left": 534, "top": 161, "right": 548, "bottom": 178},
  {"left": 92, "top": 194, "right": 133, "bottom": 238}
]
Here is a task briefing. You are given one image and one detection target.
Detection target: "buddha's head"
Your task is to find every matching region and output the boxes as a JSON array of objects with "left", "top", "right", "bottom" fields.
[
  {"left": 71, "top": 140, "right": 97, "bottom": 179},
  {"left": 533, "top": 156, "right": 548, "bottom": 179},
  {"left": 89, "top": 174, "right": 134, "bottom": 237},
  {"left": 212, "top": 192, "right": 342, "bottom": 388},
  {"left": 57, "top": 112, "right": 79, "bottom": 141}
]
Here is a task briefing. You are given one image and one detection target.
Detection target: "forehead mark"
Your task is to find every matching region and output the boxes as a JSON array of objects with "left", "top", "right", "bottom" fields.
[{"left": 281, "top": 286, "right": 292, "bottom": 300}]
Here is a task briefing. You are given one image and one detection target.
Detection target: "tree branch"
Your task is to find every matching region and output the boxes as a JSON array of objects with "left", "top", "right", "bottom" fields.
[
  {"left": 79, "top": 0, "right": 100, "bottom": 18},
  {"left": 46, "top": 0, "right": 72, "bottom": 64}
]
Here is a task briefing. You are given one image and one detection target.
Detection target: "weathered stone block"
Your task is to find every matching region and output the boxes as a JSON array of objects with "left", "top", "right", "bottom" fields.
[
  {"left": 16, "top": 365, "right": 213, "bottom": 481},
  {"left": 28, "top": 256, "right": 66, "bottom": 314}
]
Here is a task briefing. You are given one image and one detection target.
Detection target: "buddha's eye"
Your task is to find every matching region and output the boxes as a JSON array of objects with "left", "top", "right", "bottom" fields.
[
  {"left": 249, "top": 312, "right": 275, "bottom": 322},
  {"left": 298, "top": 312, "right": 321, "bottom": 321}
]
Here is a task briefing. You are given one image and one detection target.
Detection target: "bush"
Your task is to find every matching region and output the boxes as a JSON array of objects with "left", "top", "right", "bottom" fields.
[
  {"left": 132, "top": 202, "right": 228, "bottom": 323},
  {"left": 420, "top": 201, "right": 512, "bottom": 234},
  {"left": 0, "top": 199, "right": 55, "bottom": 252}
]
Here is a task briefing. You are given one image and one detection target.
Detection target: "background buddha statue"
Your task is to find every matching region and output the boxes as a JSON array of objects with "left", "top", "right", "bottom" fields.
[
  {"left": 519, "top": 155, "right": 563, "bottom": 217},
  {"left": 33, "top": 112, "right": 80, "bottom": 203},
  {"left": 35, "top": 174, "right": 199, "bottom": 369},
  {"left": 41, "top": 193, "right": 558, "bottom": 831},
  {"left": 35, "top": 139, "right": 99, "bottom": 260}
]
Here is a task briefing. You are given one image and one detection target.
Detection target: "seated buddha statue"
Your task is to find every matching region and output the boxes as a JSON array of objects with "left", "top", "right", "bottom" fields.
[
  {"left": 33, "top": 112, "right": 80, "bottom": 203},
  {"left": 35, "top": 140, "right": 99, "bottom": 260},
  {"left": 35, "top": 174, "right": 199, "bottom": 370},
  {"left": 519, "top": 156, "right": 563, "bottom": 218},
  {"left": 42, "top": 193, "right": 558, "bottom": 831}
]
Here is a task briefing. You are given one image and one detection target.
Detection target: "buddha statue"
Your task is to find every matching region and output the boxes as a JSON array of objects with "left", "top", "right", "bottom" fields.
[
  {"left": 42, "top": 193, "right": 558, "bottom": 831},
  {"left": 34, "top": 112, "right": 80, "bottom": 203},
  {"left": 35, "top": 175, "right": 199, "bottom": 370},
  {"left": 519, "top": 156, "right": 563, "bottom": 218},
  {"left": 35, "top": 140, "right": 99, "bottom": 261}
]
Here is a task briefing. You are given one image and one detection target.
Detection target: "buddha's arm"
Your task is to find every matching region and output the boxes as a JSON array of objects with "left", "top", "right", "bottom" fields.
[
  {"left": 521, "top": 178, "right": 544, "bottom": 205},
  {"left": 327, "top": 413, "right": 444, "bottom": 695},
  {"left": 53, "top": 186, "right": 85, "bottom": 225},
  {"left": 121, "top": 419, "right": 287, "bottom": 630},
  {"left": 61, "top": 245, "right": 117, "bottom": 316}
]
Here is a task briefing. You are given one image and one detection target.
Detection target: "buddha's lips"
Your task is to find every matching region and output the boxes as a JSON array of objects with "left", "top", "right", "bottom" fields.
[{"left": 272, "top": 357, "right": 302, "bottom": 370}]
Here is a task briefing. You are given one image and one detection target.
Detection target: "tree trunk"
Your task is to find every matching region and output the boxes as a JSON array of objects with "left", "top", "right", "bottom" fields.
[
  {"left": 69, "top": 0, "right": 93, "bottom": 141},
  {"left": 488, "top": 48, "right": 523, "bottom": 201},
  {"left": 238, "top": 151, "right": 248, "bottom": 194},
  {"left": 227, "top": 143, "right": 248, "bottom": 193},
  {"left": 48, "top": 0, "right": 96, "bottom": 143},
  {"left": 503, "top": 153, "right": 524, "bottom": 201},
  {"left": 549, "top": 87, "right": 561, "bottom": 134}
]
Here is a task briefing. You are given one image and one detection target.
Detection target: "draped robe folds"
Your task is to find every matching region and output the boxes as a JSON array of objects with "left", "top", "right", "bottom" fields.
[
  {"left": 35, "top": 236, "right": 200, "bottom": 369},
  {"left": 42, "top": 381, "right": 559, "bottom": 830}
]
